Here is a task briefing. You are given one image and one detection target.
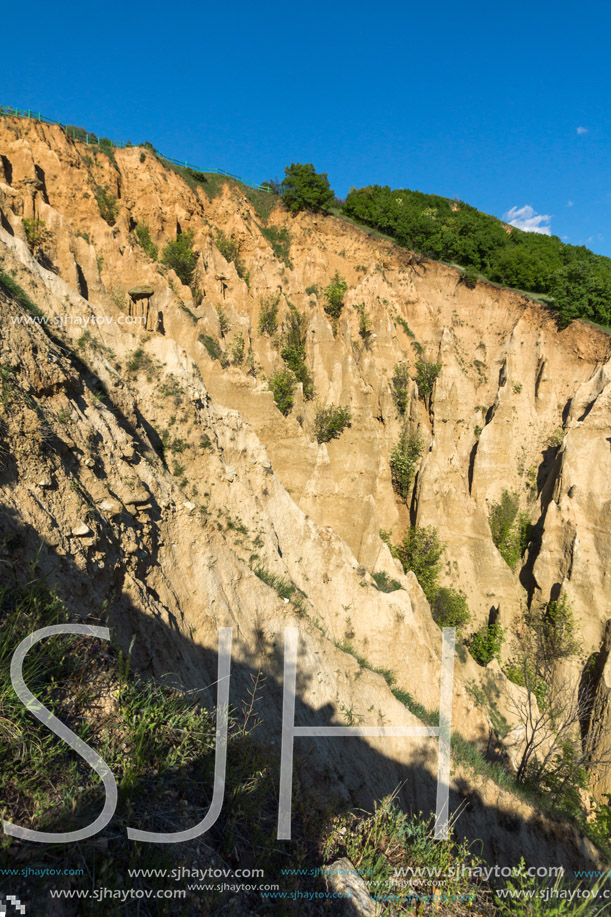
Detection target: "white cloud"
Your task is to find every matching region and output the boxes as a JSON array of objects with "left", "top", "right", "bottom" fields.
[
  {"left": 504, "top": 205, "right": 552, "bottom": 235},
  {"left": 577, "top": 126, "right": 588, "bottom": 135},
  {"left": 567, "top": 200, "right": 574, "bottom": 207}
]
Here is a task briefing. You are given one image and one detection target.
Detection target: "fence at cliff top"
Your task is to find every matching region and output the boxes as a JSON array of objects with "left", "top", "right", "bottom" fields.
[{"left": 0, "top": 104, "right": 270, "bottom": 192}]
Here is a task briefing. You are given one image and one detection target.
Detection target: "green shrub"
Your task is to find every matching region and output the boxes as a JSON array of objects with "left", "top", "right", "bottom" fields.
[
  {"left": 198, "top": 333, "right": 222, "bottom": 361},
  {"left": 507, "top": 594, "right": 580, "bottom": 686},
  {"left": 126, "top": 348, "right": 156, "bottom": 377},
  {"left": 314, "top": 405, "right": 352, "bottom": 443},
  {"left": 415, "top": 360, "right": 441, "bottom": 399},
  {"left": 252, "top": 565, "right": 306, "bottom": 613},
  {"left": 537, "top": 594, "right": 580, "bottom": 662},
  {"left": 162, "top": 230, "right": 198, "bottom": 285},
  {"left": 216, "top": 304, "right": 229, "bottom": 336},
  {"left": 396, "top": 315, "right": 415, "bottom": 337},
  {"left": 280, "top": 308, "right": 314, "bottom": 400},
  {"left": 489, "top": 490, "right": 530, "bottom": 570},
  {"left": 280, "top": 162, "right": 335, "bottom": 213},
  {"left": 23, "top": 218, "right": 49, "bottom": 249},
  {"left": 95, "top": 185, "right": 119, "bottom": 225},
  {"left": 268, "top": 369, "right": 296, "bottom": 415},
  {"left": 459, "top": 267, "right": 478, "bottom": 289},
  {"left": 258, "top": 292, "right": 280, "bottom": 335},
  {"left": 305, "top": 284, "right": 320, "bottom": 297},
  {"left": 323, "top": 272, "right": 348, "bottom": 321},
  {"left": 354, "top": 303, "right": 373, "bottom": 343},
  {"left": 504, "top": 656, "right": 548, "bottom": 708},
  {"left": 548, "top": 427, "right": 564, "bottom": 448},
  {"left": 259, "top": 224, "right": 292, "bottom": 267},
  {"left": 0, "top": 271, "right": 44, "bottom": 317},
  {"left": 281, "top": 344, "right": 314, "bottom": 400},
  {"left": 134, "top": 223, "right": 158, "bottom": 260},
  {"left": 391, "top": 362, "right": 410, "bottom": 415},
  {"left": 372, "top": 571, "right": 402, "bottom": 593},
  {"left": 391, "top": 526, "right": 444, "bottom": 602},
  {"left": 389, "top": 427, "right": 423, "bottom": 500},
  {"left": 432, "top": 587, "right": 471, "bottom": 631},
  {"left": 214, "top": 229, "right": 249, "bottom": 284},
  {"left": 469, "top": 622, "right": 505, "bottom": 666},
  {"left": 230, "top": 332, "right": 245, "bottom": 365}
]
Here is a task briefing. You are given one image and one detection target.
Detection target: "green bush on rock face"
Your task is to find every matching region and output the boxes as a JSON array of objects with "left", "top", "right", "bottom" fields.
[
  {"left": 390, "top": 427, "right": 423, "bottom": 501},
  {"left": 391, "top": 362, "right": 410, "bottom": 415},
  {"left": 323, "top": 272, "right": 348, "bottom": 321},
  {"left": 162, "top": 230, "right": 198, "bottom": 285},
  {"left": 95, "top": 186, "right": 119, "bottom": 225},
  {"left": 489, "top": 490, "right": 530, "bottom": 570},
  {"left": 390, "top": 525, "right": 444, "bottom": 602},
  {"left": 134, "top": 223, "right": 158, "bottom": 261},
  {"left": 385, "top": 526, "right": 471, "bottom": 633},
  {"left": 258, "top": 292, "right": 280, "bottom": 336},
  {"left": 268, "top": 369, "right": 296, "bottom": 416},
  {"left": 432, "top": 587, "right": 471, "bottom": 631},
  {"left": 314, "top": 405, "right": 352, "bottom": 443},
  {"left": 469, "top": 622, "right": 505, "bottom": 666},
  {"left": 415, "top": 360, "right": 441, "bottom": 400},
  {"left": 280, "top": 308, "right": 314, "bottom": 400}
]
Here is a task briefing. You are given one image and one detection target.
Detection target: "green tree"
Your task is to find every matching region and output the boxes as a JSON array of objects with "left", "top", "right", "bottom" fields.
[
  {"left": 489, "top": 490, "right": 530, "bottom": 570},
  {"left": 314, "top": 405, "right": 352, "bottom": 443},
  {"left": 268, "top": 369, "right": 296, "bottom": 416},
  {"left": 469, "top": 622, "right": 505, "bottom": 666},
  {"left": 390, "top": 427, "right": 423, "bottom": 500},
  {"left": 134, "top": 223, "right": 158, "bottom": 261},
  {"left": 323, "top": 273, "right": 348, "bottom": 321},
  {"left": 391, "top": 362, "right": 411, "bottom": 415},
  {"left": 162, "top": 230, "right": 198, "bottom": 285},
  {"left": 258, "top": 292, "right": 280, "bottom": 335},
  {"left": 415, "top": 360, "right": 441, "bottom": 402},
  {"left": 392, "top": 526, "right": 444, "bottom": 602},
  {"left": 280, "top": 308, "right": 314, "bottom": 400},
  {"left": 95, "top": 186, "right": 119, "bottom": 226},
  {"left": 354, "top": 303, "right": 373, "bottom": 343},
  {"left": 432, "top": 587, "right": 471, "bottom": 631},
  {"left": 280, "top": 163, "right": 335, "bottom": 214}
]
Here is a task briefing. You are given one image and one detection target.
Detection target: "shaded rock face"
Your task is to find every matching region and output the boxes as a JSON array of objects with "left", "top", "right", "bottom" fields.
[{"left": 0, "top": 115, "right": 610, "bottom": 866}]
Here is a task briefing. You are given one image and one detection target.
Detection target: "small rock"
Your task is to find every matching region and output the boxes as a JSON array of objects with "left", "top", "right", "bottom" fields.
[
  {"left": 72, "top": 522, "right": 92, "bottom": 537},
  {"left": 98, "top": 498, "right": 123, "bottom": 517},
  {"left": 324, "top": 858, "right": 379, "bottom": 915},
  {"left": 37, "top": 474, "right": 53, "bottom": 488},
  {"left": 120, "top": 444, "right": 137, "bottom": 462},
  {"left": 83, "top": 457, "right": 95, "bottom": 468},
  {"left": 183, "top": 501, "right": 196, "bottom": 512},
  {"left": 124, "top": 486, "right": 150, "bottom": 505}
]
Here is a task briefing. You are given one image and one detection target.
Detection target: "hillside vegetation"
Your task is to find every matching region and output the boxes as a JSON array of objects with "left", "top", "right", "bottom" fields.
[{"left": 341, "top": 185, "right": 611, "bottom": 328}]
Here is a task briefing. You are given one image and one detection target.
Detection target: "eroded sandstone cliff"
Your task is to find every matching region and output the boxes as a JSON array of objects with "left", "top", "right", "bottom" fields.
[{"left": 1, "top": 115, "right": 610, "bottom": 868}]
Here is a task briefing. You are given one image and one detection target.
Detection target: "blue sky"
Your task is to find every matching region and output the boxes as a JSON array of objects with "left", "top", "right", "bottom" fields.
[{"left": 2, "top": 0, "right": 610, "bottom": 254}]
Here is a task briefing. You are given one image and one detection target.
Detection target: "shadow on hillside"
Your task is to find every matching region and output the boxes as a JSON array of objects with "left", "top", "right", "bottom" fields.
[{"left": 0, "top": 506, "right": 601, "bottom": 916}]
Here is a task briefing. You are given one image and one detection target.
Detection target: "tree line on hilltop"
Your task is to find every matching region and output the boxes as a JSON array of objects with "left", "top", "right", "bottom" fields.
[{"left": 271, "top": 164, "right": 611, "bottom": 329}]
